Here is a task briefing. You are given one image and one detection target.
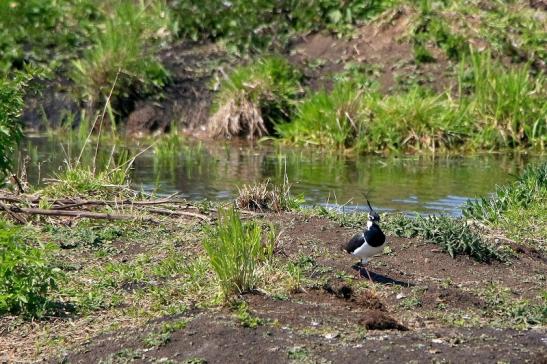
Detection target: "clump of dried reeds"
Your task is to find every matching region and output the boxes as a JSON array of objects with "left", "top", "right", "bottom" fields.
[
  {"left": 235, "top": 179, "right": 300, "bottom": 212},
  {"left": 208, "top": 57, "right": 301, "bottom": 140},
  {"left": 209, "top": 95, "right": 268, "bottom": 140}
]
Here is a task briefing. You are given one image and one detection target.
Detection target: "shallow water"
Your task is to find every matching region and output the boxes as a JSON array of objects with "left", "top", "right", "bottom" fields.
[{"left": 18, "top": 135, "right": 541, "bottom": 216}]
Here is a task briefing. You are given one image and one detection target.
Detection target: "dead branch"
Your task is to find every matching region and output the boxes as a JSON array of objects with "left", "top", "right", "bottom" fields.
[
  {"left": 143, "top": 207, "right": 211, "bottom": 221},
  {"left": 0, "top": 202, "right": 27, "bottom": 224},
  {"left": 7, "top": 206, "right": 136, "bottom": 221}
]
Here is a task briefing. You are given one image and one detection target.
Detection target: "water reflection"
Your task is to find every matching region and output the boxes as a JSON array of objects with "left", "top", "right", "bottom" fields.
[{"left": 19, "top": 135, "right": 539, "bottom": 216}]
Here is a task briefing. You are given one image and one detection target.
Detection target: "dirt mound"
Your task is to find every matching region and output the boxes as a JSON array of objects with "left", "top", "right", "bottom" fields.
[
  {"left": 289, "top": 7, "right": 451, "bottom": 93},
  {"left": 322, "top": 280, "right": 353, "bottom": 299},
  {"left": 359, "top": 309, "right": 408, "bottom": 331}
]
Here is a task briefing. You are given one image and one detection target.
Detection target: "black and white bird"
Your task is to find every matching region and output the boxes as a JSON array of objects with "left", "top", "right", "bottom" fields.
[{"left": 343, "top": 199, "right": 386, "bottom": 281}]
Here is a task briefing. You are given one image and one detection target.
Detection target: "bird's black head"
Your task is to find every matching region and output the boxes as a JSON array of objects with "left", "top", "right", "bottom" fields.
[
  {"left": 368, "top": 212, "right": 380, "bottom": 223},
  {"left": 365, "top": 198, "right": 380, "bottom": 225}
]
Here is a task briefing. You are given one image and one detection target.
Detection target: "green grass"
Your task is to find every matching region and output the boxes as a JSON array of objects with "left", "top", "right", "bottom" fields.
[
  {"left": 209, "top": 56, "right": 302, "bottom": 139},
  {"left": 481, "top": 283, "right": 546, "bottom": 329},
  {"left": 276, "top": 80, "right": 367, "bottom": 149},
  {"left": 71, "top": 0, "right": 172, "bottom": 110},
  {"left": 279, "top": 50, "right": 545, "bottom": 153},
  {"left": 0, "top": 219, "right": 62, "bottom": 318},
  {"left": 363, "top": 87, "right": 466, "bottom": 152},
  {"left": 459, "top": 50, "right": 546, "bottom": 148},
  {"left": 463, "top": 162, "right": 547, "bottom": 248},
  {"left": 203, "top": 207, "right": 275, "bottom": 298},
  {"left": 42, "top": 163, "right": 132, "bottom": 199},
  {"left": 278, "top": 83, "right": 467, "bottom": 153},
  {"left": 153, "top": 131, "right": 184, "bottom": 174}
]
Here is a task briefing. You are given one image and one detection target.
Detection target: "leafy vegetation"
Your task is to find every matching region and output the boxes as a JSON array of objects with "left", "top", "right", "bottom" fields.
[
  {"left": 173, "top": 0, "right": 397, "bottom": 52},
  {"left": 0, "top": 71, "right": 34, "bottom": 180},
  {"left": 209, "top": 57, "right": 302, "bottom": 139},
  {"left": 0, "top": 220, "right": 62, "bottom": 317},
  {"left": 204, "top": 207, "right": 275, "bottom": 298},
  {"left": 233, "top": 300, "right": 263, "bottom": 328},
  {"left": 143, "top": 319, "right": 188, "bottom": 348}
]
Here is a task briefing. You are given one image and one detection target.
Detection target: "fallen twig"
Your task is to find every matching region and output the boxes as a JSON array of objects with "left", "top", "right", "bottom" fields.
[
  {"left": 144, "top": 207, "right": 211, "bottom": 221},
  {"left": 0, "top": 201, "right": 27, "bottom": 224},
  {"left": 7, "top": 206, "right": 136, "bottom": 221}
]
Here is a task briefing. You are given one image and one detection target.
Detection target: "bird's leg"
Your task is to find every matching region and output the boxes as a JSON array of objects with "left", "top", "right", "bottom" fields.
[
  {"left": 354, "top": 259, "right": 364, "bottom": 279},
  {"left": 362, "top": 262, "right": 373, "bottom": 282}
]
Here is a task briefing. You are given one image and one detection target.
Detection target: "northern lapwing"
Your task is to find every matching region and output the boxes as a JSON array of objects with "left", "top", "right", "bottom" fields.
[{"left": 343, "top": 199, "right": 386, "bottom": 281}]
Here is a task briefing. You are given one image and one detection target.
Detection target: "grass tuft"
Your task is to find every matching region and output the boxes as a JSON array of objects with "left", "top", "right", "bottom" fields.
[
  {"left": 71, "top": 0, "right": 172, "bottom": 112},
  {"left": 204, "top": 207, "right": 275, "bottom": 298},
  {"left": 235, "top": 179, "right": 302, "bottom": 212},
  {"left": 209, "top": 57, "right": 301, "bottom": 139}
]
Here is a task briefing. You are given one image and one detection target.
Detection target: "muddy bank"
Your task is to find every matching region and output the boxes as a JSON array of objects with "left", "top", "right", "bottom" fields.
[{"left": 2, "top": 211, "right": 539, "bottom": 363}]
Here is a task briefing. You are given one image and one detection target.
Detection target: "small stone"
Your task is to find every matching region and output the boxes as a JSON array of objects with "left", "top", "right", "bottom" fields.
[
  {"left": 396, "top": 293, "right": 407, "bottom": 300},
  {"left": 324, "top": 332, "right": 339, "bottom": 339}
]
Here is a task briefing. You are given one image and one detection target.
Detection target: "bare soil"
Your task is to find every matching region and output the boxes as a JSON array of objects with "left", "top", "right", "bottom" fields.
[{"left": 40, "top": 213, "right": 546, "bottom": 364}]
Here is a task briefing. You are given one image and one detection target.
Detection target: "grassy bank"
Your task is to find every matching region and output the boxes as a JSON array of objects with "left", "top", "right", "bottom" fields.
[
  {"left": 0, "top": 0, "right": 544, "bottom": 156},
  {"left": 273, "top": 50, "right": 546, "bottom": 152}
]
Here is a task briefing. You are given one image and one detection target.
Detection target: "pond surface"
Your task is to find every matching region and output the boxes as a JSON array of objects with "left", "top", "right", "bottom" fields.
[{"left": 19, "top": 135, "right": 541, "bottom": 216}]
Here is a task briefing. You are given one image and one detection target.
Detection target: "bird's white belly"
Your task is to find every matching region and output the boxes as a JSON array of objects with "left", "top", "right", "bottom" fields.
[{"left": 352, "top": 242, "right": 384, "bottom": 260}]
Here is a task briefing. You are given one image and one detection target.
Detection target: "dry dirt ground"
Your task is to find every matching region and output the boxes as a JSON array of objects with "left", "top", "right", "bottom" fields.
[{"left": 3, "top": 212, "right": 538, "bottom": 364}]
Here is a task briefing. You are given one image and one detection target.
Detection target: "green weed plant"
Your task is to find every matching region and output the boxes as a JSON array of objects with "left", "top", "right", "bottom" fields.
[{"left": 0, "top": 220, "right": 62, "bottom": 317}]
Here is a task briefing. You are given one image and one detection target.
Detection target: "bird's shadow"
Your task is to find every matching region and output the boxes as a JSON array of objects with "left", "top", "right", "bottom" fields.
[{"left": 352, "top": 264, "right": 415, "bottom": 287}]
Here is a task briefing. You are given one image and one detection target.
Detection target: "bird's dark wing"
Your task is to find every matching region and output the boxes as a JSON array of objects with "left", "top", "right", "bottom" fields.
[
  {"left": 344, "top": 232, "right": 365, "bottom": 253},
  {"left": 365, "top": 225, "right": 385, "bottom": 247}
]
